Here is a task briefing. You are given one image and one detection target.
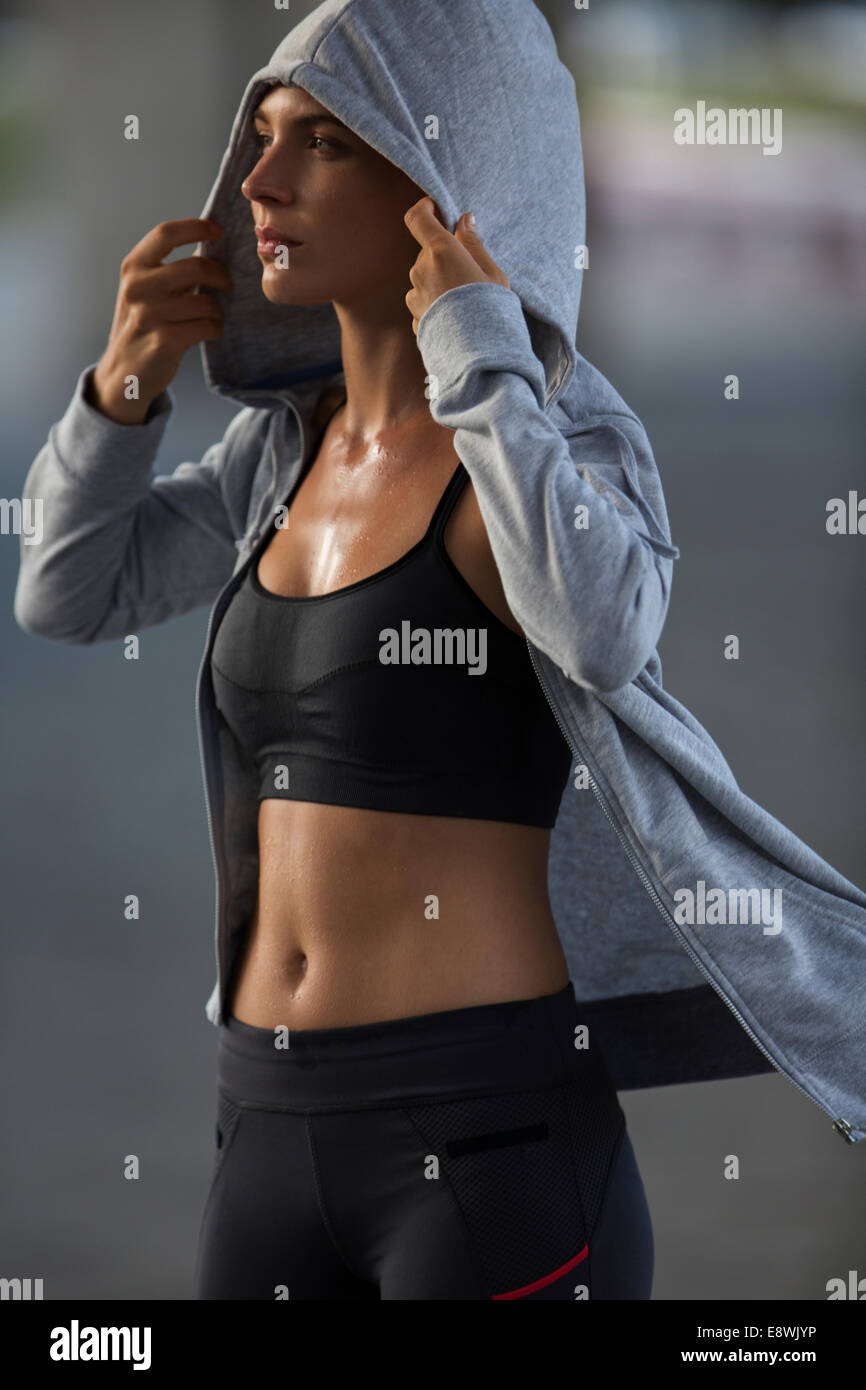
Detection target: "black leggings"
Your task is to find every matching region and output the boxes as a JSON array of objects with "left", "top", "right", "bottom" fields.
[{"left": 193, "top": 981, "right": 653, "bottom": 1300}]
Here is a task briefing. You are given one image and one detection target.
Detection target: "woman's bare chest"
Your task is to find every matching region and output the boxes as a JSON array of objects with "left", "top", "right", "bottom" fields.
[{"left": 256, "top": 425, "right": 522, "bottom": 636}]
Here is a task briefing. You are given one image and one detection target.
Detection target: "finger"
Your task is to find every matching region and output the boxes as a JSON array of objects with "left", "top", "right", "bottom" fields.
[
  {"left": 137, "top": 293, "right": 224, "bottom": 326},
  {"left": 403, "top": 196, "right": 453, "bottom": 248},
  {"left": 453, "top": 214, "right": 505, "bottom": 279},
  {"left": 405, "top": 285, "right": 422, "bottom": 323},
  {"left": 126, "top": 256, "right": 232, "bottom": 301},
  {"left": 159, "top": 317, "right": 225, "bottom": 350},
  {"left": 406, "top": 290, "right": 420, "bottom": 335},
  {"left": 125, "top": 218, "right": 224, "bottom": 269}
]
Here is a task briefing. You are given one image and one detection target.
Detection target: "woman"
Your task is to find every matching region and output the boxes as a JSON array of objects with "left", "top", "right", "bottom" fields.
[
  {"left": 15, "top": 0, "right": 866, "bottom": 1300},
  {"left": 195, "top": 67, "right": 650, "bottom": 1295}
]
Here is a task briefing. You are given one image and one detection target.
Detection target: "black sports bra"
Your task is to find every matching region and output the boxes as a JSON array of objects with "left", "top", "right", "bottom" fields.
[{"left": 210, "top": 427, "right": 572, "bottom": 828}]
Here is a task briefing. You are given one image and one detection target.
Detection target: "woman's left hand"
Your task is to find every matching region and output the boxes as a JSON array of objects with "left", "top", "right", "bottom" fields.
[{"left": 404, "top": 196, "right": 510, "bottom": 336}]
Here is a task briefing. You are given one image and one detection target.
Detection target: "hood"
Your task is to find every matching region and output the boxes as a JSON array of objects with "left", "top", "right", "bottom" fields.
[{"left": 196, "top": 0, "right": 585, "bottom": 415}]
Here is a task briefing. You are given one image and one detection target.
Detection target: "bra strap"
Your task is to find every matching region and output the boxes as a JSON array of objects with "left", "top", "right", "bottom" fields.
[{"left": 429, "top": 460, "right": 469, "bottom": 542}]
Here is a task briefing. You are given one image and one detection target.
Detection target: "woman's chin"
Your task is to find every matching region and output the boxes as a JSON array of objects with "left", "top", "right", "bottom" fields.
[{"left": 258, "top": 277, "right": 324, "bottom": 308}]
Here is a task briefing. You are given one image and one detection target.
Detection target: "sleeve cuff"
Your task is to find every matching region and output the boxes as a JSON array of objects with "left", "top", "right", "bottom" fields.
[
  {"left": 416, "top": 280, "right": 546, "bottom": 405},
  {"left": 51, "top": 363, "right": 175, "bottom": 502}
]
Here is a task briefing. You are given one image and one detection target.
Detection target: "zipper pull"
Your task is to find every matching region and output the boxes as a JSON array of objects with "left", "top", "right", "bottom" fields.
[{"left": 832, "top": 1117, "right": 859, "bottom": 1144}]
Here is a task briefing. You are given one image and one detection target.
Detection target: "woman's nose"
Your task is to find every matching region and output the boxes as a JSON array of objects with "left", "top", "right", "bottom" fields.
[{"left": 241, "top": 156, "right": 291, "bottom": 203}]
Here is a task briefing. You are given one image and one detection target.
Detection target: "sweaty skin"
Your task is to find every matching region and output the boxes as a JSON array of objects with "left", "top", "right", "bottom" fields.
[{"left": 226, "top": 84, "right": 569, "bottom": 1028}]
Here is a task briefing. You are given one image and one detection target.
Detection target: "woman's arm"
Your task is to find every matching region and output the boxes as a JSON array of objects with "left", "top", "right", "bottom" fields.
[
  {"left": 13, "top": 214, "right": 260, "bottom": 643},
  {"left": 417, "top": 280, "right": 680, "bottom": 694},
  {"left": 13, "top": 362, "right": 271, "bottom": 643}
]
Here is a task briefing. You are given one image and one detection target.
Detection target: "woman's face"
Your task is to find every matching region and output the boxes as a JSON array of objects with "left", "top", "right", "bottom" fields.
[{"left": 241, "top": 84, "right": 429, "bottom": 312}]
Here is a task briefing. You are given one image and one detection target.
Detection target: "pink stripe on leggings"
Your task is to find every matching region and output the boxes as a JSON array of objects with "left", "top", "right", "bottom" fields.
[{"left": 491, "top": 1243, "right": 589, "bottom": 1299}]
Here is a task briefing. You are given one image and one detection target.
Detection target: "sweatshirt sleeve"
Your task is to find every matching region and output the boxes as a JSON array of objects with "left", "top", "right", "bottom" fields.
[
  {"left": 415, "top": 280, "right": 680, "bottom": 694},
  {"left": 13, "top": 363, "right": 267, "bottom": 644}
]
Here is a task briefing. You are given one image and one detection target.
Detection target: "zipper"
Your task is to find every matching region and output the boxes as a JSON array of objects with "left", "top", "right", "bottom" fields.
[
  {"left": 524, "top": 637, "right": 860, "bottom": 1144},
  {"left": 194, "top": 588, "right": 233, "bottom": 1023}
]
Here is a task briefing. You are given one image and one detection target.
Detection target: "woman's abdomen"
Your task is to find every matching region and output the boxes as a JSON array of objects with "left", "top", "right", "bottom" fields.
[{"left": 225, "top": 797, "right": 569, "bottom": 1029}]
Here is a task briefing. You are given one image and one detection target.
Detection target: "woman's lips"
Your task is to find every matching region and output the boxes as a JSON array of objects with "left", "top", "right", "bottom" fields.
[{"left": 256, "top": 230, "right": 303, "bottom": 255}]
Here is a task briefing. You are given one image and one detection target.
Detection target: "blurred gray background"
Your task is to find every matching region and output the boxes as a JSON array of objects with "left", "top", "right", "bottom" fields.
[{"left": 1, "top": 0, "right": 864, "bottom": 1299}]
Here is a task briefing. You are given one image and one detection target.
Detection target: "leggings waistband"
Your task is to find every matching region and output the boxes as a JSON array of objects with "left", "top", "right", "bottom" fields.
[{"left": 216, "top": 981, "right": 619, "bottom": 1113}]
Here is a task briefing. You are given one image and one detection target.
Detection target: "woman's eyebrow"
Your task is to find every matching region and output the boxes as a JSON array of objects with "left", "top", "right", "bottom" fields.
[{"left": 252, "top": 110, "right": 351, "bottom": 132}]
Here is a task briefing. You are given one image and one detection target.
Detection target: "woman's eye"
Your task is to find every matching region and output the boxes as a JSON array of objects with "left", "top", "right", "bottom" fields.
[{"left": 252, "top": 132, "right": 339, "bottom": 154}]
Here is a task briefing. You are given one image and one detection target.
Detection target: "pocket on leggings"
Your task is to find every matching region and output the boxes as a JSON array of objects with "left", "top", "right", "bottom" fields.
[
  {"left": 212, "top": 1090, "right": 244, "bottom": 1177},
  {"left": 404, "top": 1080, "right": 624, "bottom": 1300}
]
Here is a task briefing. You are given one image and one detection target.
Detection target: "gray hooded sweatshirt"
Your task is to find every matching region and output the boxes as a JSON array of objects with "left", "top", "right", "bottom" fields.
[{"left": 13, "top": 0, "right": 866, "bottom": 1143}]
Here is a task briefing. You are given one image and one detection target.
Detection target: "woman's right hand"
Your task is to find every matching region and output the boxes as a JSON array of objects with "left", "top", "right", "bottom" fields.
[{"left": 89, "top": 218, "right": 232, "bottom": 425}]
